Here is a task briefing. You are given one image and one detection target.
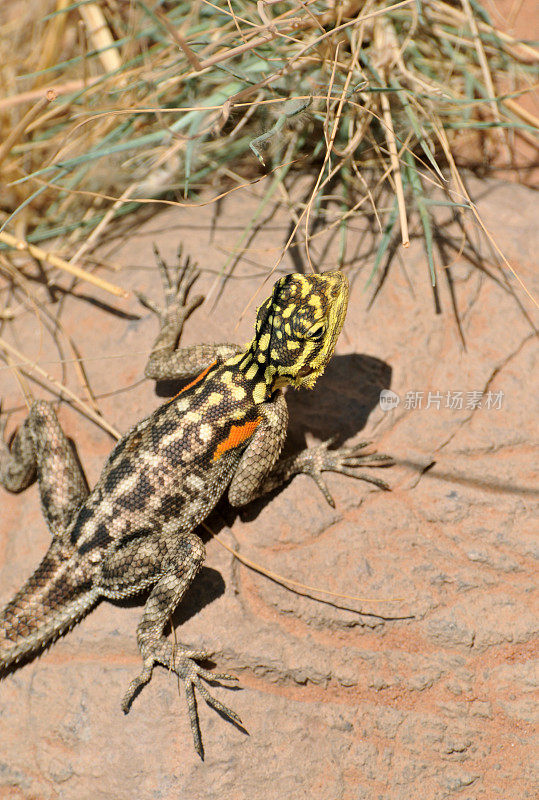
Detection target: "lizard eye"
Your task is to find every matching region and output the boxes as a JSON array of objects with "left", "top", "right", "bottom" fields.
[{"left": 306, "top": 322, "right": 326, "bottom": 340}]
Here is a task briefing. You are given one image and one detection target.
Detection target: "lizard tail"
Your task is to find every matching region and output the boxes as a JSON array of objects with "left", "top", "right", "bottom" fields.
[{"left": 0, "top": 539, "right": 99, "bottom": 672}]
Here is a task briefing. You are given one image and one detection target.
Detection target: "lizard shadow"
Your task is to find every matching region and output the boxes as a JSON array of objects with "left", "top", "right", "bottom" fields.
[
  {"left": 154, "top": 351, "right": 391, "bottom": 440},
  {"left": 231, "top": 351, "right": 393, "bottom": 523},
  {"left": 113, "top": 566, "right": 226, "bottom": 625}
]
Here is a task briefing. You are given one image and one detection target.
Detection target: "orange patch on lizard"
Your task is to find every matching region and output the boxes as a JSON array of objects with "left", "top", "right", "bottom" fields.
[
  {"left": 171, "top": 361, "right": 217, "bottom": 401},
  {"left": 212, "top": 417, "right": 261, "bottom": 461}
]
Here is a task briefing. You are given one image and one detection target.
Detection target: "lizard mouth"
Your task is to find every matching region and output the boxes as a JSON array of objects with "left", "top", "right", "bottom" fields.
[{"left": 294, "top": 362, "right": 323, "bottom": 390}]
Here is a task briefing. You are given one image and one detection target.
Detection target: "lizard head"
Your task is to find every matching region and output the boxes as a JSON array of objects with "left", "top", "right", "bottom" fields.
[{"left": 249, "top": 270, "right": 349, "bottom": 393}]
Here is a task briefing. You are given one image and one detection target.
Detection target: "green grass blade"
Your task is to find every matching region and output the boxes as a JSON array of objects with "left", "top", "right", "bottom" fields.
[
  {"left": 365, "top": 197, "right": 399, "bottom": 288},
  {"left": 404, "top": 151, "right": 436, "bottom": 286}
]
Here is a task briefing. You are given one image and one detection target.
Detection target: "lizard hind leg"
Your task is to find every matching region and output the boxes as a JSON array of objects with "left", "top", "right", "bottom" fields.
[
  {"left": 104, "top": 529, "right": 240, "bottom": 758},
  {"left": 0, "top": 400, "right": 89, "bottom": 538}
]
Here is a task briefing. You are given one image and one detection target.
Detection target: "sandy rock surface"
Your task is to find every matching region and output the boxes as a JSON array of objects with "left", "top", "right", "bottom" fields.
[{"left": 0, "top": 178, "right": 537, "bottom": 800}]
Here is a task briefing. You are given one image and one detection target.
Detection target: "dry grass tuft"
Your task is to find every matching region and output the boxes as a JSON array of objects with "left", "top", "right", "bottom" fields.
[{"left": 0, "top": 1, "right": 537, "bottom": 321}]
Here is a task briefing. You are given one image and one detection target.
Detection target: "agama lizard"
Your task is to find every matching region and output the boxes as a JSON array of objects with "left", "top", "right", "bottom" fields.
[{"left": 0, "top": 253, "right": 391, "bottom": 757}]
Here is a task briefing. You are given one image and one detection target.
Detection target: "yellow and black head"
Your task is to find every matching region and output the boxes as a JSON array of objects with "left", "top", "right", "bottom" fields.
[{"left": 243, "top": 270, "right": 349, "bottom": 396}]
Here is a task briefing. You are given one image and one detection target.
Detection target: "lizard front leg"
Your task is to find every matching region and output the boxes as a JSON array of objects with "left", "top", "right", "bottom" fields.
[
  {"left": 228, "top": 392, "right": 289, "bottom": 506},
  {"left": 228, "top": 394, "right": 393, "bottom": 508},
  {"left": 138, "top": 246, "right": 241, "bottom": 380},
  {"left": 0, "top": 400, "right": 89, "bottom": 537},
  {"left": 249, "top": 439, "right": 393, "bottom": 507},
  {"left": 100, "top": 525, "right": 240, "bottom": 759}
]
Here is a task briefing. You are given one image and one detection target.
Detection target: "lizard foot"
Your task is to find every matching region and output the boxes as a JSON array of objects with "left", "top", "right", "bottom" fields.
[
  {"left": 136, "top": 245, "right": 203, "bottom": 334},
  {"left": 301, "top": 439, "right": 394, "bottom": 507},
  {"left": 121, "top": 641, "right": 241, "bottom": 759}
]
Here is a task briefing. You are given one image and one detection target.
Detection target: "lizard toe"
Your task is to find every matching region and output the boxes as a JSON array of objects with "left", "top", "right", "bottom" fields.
[
  {"left": 178, "top": 656, "right": 242, "bottom": 759},
  {"left": 121, "top": 660, "right": 154, "bottom": 713}
]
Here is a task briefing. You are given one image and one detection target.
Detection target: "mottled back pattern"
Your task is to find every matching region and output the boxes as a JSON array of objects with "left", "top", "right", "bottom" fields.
[{"left": 70, "top": 377, "right": 251, "bottom": 576}]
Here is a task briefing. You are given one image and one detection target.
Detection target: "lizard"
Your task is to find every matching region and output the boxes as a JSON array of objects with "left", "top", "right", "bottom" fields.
[{"left": 0, "top": 252, "right": 392, "bottom": 758}]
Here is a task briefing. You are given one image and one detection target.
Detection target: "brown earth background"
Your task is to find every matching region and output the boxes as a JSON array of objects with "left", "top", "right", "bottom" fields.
[
  {"left": 1, "top": 2, "right": 538, "bottom": 799},
  {"left": 1, "top": 174, "right": 537, "bottom": 800}
]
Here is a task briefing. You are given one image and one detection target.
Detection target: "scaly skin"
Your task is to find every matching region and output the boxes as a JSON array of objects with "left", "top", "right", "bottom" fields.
[{"left": 0, "top": 252, "right": 392, "bottom": 758}]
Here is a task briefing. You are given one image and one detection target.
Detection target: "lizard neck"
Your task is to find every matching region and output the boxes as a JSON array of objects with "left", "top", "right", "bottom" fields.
[{"left": 222, "top": 342, "right": 279, "bottom": 404}]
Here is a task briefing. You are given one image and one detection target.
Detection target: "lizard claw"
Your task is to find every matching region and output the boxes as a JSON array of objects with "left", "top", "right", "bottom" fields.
[
  {"left": 138, "top": 246, "right": 204, "bottom": 328},
  {"left": 135, "top": 290, "right": 161, "bottom": 316},
  {"left": 121, "top": 660, "right": 154, "bottom": 712},
  {"left": 310, "top": 470, "right": 335, "bottom": 508},
  {"left": 122, "top": 644, "right": 241, "bottom": 759},
  {"left": 175, "top": 655, "right": 242, "bottom": 760},
  {"left": 303, "top": 438, "right": 393, "bottom": 504}
]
